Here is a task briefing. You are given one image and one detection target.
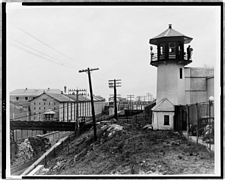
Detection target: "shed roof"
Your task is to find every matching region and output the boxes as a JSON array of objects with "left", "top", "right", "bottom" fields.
[{"left": 152, "top": 98, "right": 174, "bottom": 112}]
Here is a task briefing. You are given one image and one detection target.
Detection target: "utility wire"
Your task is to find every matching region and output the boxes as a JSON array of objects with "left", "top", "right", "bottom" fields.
[
  {"left": 11, "top": 42, "right": 74, "bottom": 69},
  {"left": 12, "top": 39, "right": 77, "bottom": 69},
  {"left": 16, "top": 27, "right": 76, "bottom": 64}
]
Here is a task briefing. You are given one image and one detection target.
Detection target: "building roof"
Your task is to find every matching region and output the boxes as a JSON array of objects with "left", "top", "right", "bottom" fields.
[
  {"left": 152, "top": 98, "right": 174, "bottom": 112},
  {"left": 67, "top": 94, "right": 105, "bottom": 102},
  {"left": 30, "top": 92, "right": 75, "bottom": 103},
  {"left": 150, "top": 24, "right": 192, "bottom": 45},
  {"left": 44, "top": 109, "right": 56, "bottom": 115},
  {"left": 10, "top": 88, "right": 62, "bottom": 96},
  {"left": 93, "top": 95, "right": 105, "bottom": 101},
  {"left": 67, "top": 94, "right": 90, "bottom": 102},
  {"left": 47, "top": 93, "right": 75, "bottom": 102}
]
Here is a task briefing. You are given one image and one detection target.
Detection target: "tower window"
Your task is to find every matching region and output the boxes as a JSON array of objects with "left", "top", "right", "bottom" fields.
[
  {"left": 169, "top": 42, "right": 176, "bottom": 54},
  {"left": 16, "top": 97, "right": 19, "bottom": 101},
  {"left": 160, "top": 46, "right": 164, "bottom": 55},
  {"left": 180, "top": 68, "right": 183, "bottom": 79},
  {"left": 164, "top": 115, "right": 170, "bottom": 125},
  {"left": 25, "top": 97, "right": 28, "bottom": 100}
]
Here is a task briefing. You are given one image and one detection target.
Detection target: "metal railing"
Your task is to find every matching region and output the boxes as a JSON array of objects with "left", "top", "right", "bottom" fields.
[{"left": 150, "top": 52, "right": 191, "bottom": 62}]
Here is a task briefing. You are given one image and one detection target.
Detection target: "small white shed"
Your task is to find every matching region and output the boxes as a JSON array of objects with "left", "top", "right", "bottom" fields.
[{"left": 151, "top": 98, "right": 175, "bottom": 130}]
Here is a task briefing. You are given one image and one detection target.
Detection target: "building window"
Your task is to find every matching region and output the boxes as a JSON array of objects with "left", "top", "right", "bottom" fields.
[
  {"left": 25, "top": 97, "right": 28, "bottom": 100},
  {"left": 16, "top": 97, "right": 19, "bottom": 101},
  {"left": 49, "top": 102, "right": 51, "bottom": 105},
  {"left": 54, "top": 102, "right": 56, "bottom": 105},
  {"left": 34, "top": 107, "right": 36, "bottom": 110},
  {"left": 39, "top": 103, "right": 41, "bottom": 105},
  {"left": 44, "top": 102, "right": 45, "bottom": 105},
  {"left": 164, "top": 115, "right": 170, "bottom": 125},
  {"left": 44, "top": 107, "right": 45, "bottom": 110},
  {"left": 39, "top": 107, "right": 41, "bottom": 110},
  {"left": 34, "top": 102, "right": 36, "bottom": 105},
  {"left": 180, "top": 68, "right": 183, "bottom": 79},
  {"left": 43, "top": 99, "right": 47, "bottom": 101}
]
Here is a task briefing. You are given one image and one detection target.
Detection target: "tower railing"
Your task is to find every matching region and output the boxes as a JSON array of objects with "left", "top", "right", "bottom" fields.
[{"left": 150, "top": 52, "right": 192, "bottom": 63}]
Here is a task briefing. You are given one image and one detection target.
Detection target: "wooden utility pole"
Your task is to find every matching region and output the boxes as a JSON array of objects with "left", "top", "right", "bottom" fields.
[
  {"left": 127, "top": 95, "right": 134, "bottom": 110},
  {"left": 69, "top": 88, "right": 86, "bottom": 121},
  {"left": 79, "top": 68, "right": 99, "bottom": 141},
  {"left": 109, "top": 79, "right": 121, "bottom": 120}
]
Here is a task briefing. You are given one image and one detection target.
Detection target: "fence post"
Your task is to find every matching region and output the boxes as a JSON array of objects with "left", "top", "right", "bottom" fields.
[
  {"left": 196, "top": 103, "right": 199, "bottom": 144},
  {"left": 186, "top": 105, "right": 189, "bottom": 140}
]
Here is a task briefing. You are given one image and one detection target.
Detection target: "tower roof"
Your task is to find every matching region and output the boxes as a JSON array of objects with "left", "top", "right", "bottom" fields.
[{"left": 150, "top": 24, "right": 192, "bottom": 45}]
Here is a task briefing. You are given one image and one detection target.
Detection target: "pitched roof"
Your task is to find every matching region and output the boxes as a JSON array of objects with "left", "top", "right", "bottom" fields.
[
  {"left": 152, "top": 98, "right": 174, "bottom": 112},
  {"left": 30, "top": 92, "right": 74, "bottom": 103},
  {"left": 67, "top": 94, "right": 105, "bottom": 102},
  {"left": 46, "top": 93, "right": 75, "bottom": 102},
  {"left": 44, "top": 109, "right": 56, "bottom": 115},
  {"left": 10, "top": 89, "right": 61, "bottom": 96},
  {"left": 150, "top": 24, "right": 192, "bottom": 44},
  {"left": 67, "top": 94, "right": 90, "bottom": 102},
  {"left": 93, "top": 95, "right": 105, "bottom": 101}
]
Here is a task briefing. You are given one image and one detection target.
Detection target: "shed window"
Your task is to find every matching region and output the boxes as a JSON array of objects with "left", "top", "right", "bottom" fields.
[
  {"left": 164, "top": 115, "right": 170, "bottom": 125},
  {"left": 180, "top": 68, "right": 183, "bottom": 79}
]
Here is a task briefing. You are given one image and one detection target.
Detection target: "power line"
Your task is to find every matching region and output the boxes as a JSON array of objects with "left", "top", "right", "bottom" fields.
[
  {"left": 11, "top": 42, "right": 74, "bottom": 69},
  {"left": 12, "top": 39, "right": 77, "bottom": 68},
  {"left": 16, "top": 27, "right": 76, "bottom": 64}
]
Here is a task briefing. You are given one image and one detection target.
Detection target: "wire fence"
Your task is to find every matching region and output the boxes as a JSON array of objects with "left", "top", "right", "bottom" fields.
[{"left": 174, "top": 101, "right": 214, "bottom": 151}]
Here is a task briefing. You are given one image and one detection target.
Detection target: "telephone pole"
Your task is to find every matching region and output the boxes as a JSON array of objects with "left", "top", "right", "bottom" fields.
[
  {"left": 68, "top": 88, "right": 86, "bottom": 121},
  {"left": 127, "top": 95, "right": 134, "bottom": 110},
  {"left": 79, "top": 67, "right": 99, "bottom": 141},
  {"left": 109, "top": 79, "right": 121, "bottom": 120}
]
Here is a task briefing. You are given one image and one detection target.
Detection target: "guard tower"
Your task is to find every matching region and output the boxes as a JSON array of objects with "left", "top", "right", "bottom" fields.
[{"left": 149, "top": 24, "right": 193, "bottom": 105}]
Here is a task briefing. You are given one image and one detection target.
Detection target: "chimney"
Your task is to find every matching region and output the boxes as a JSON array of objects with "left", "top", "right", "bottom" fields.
[
  {"left": 169, "top": 24, "right": 172, "bottom": 29},
  {"left": 64, "top": 86, "right": 67, "bottom": 94}
]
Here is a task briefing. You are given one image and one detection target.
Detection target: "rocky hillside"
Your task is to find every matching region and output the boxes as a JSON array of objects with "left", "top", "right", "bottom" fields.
[{"left": 37, "top": 117, "right": 214, "bottom": 175}]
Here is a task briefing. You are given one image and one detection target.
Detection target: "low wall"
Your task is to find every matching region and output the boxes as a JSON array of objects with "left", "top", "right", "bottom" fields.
[{"left": 37, "top": 131, "right": 73, "bottom": 145}]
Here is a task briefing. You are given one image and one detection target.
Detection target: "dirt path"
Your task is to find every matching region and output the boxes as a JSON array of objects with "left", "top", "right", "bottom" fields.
[{"left": 38, "top": 117, "right": 214, "bottom": 175}]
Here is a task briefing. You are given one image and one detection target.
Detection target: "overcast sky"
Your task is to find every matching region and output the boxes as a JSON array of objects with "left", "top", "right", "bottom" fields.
[{"left": 6, "top": 4, "right": 221, "bottom": 99}]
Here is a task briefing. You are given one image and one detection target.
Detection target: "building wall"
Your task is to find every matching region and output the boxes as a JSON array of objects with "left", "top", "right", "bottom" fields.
[
  {"left": 152, "top": 111, "right": 174, "bottom": 130},
  {"left": 30, "top": 94, "right": 60, "bottom": 121},
  {"left": 10, "top": 102, "right": 29, "bottom": 121},
  {"left": 58, "top": 101, "right": 105, "bottom": 122},
  {"left": 185, "top": 67, "right": 214, "bottom": 104},
  {"left": 207, "top": 77, "right": 214, "bottom": 98},
  {"left": 157, "top": 63, "right": 185, "bottom": 105},
  {"left": 10, "top": 95, "right": 35, "bottom": 102}
]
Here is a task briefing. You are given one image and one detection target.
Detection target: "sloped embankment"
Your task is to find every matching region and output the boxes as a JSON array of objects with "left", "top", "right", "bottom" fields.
[
  {"left": 11, "top": 136, "right": 51, "bottom": 175},
  {"left": 38, "top": 119, "right": 214, "bottom": 175}
]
